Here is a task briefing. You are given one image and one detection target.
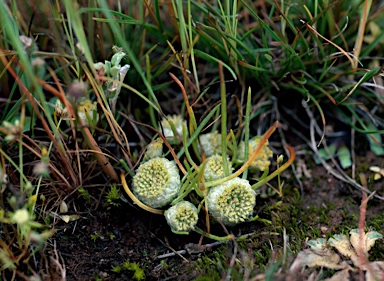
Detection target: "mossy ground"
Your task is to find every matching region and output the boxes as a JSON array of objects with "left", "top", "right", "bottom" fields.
[{"left": 42, "top": 151, "right": 383, "bottom": 281}]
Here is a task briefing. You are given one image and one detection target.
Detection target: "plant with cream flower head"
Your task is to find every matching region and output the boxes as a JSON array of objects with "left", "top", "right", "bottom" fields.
[
  {"left": 199, "top": 130, "right": 222, "bottom": 157},
  {"left": 77, "top": 99, "right": 98, "bottom": 126},
  {"left": 204, "top": 154, "right": 232, "bottom": 181},
  {"left": 160, "top": 114, "right": 186, "bottom": 144},
  {"left": 238, "top": 136, "right": 273, "bottom": 172},
  {"left": 143, "top": 138, "right": 163, "bottom": 161},
  {"left": 207, "top": 177, "right": 256, "bottom": 226},
  {"left": 164, "top": 201, "right": 198, "bottom": 234},
  {"left": 132, "top": 157, "right": 181, "bottom": 208}
]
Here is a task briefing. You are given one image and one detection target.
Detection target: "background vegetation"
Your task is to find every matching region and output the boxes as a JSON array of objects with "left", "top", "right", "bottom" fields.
[{"left": 0, "top": 0, "right": 383, "bottom": 280}]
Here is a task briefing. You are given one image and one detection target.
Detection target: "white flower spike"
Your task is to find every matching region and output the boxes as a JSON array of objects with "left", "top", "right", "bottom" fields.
[{"left": 132, "top": 158, "right": 181, "bottom": 208}]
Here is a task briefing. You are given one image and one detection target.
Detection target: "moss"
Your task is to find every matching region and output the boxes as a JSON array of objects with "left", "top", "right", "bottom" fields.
[{"left": 111, "top": 260, "right": 145, "bottom": 281}]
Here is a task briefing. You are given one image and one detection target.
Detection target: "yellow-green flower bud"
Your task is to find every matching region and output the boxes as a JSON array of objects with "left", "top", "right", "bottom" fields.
[
  {"left": 207, "top": 177, "right": 256, "bottom": 226},
  {"left": 164, "top": 201, "right": 198, "bottom": 233},
  {"left": 238, "top": 136, "right": 273, "bottom": 172},
  {"left": 204, "top": 154, "right": 232, "bottom": 181},
  {"left": 132, "top": 158, "right": 181, "bottom": 208}
]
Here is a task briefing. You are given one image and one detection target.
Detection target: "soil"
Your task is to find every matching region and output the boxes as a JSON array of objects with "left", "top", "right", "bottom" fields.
[{"left": 42, "top": 151, "right": 384, "bottom": 281}]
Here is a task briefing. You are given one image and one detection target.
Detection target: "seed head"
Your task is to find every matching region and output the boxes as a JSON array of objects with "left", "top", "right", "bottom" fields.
[{"left": 68, "top": 81, "right": 87, "bottom": 101}]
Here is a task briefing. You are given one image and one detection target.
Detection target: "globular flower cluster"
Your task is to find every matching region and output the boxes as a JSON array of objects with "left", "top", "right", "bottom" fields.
[
  {"left": 238, "top": 136, "right": 273, "bottom": 172},
  {"left": 160, "top": 115, "right": 185, "bottom": 144},
  {"left": 132, "top": 158, "right": 180, "bottom": 208},
  {"left": 128, "top": 115, "right": 276, "bottom": 233},
  {"left": 164, "top": 201, "right": 198, "bottom": 233},
  {"left": 143, "top": 138, "right": 164, "bottom": 161},
  {"left": 199, "top": 130, "right": 222, "bottom": 157},
  {"left": 77, "top": 99, "right": 98, "bottom": 125},
  {"left": 207, "top": 177, "right": 256, "bottom": 226},
  {"left": 203, "top": 154, "right": 232, "bottom": 181}
]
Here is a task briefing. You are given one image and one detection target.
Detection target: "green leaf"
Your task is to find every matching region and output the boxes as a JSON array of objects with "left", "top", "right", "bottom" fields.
[
  {"left": 315, "top": 143, "right": 337, "bottom": 164},
  {"left": 111, "top": 51, "right": 126, "bottom": 67},
  {"left": 337, "top": 145, "right": 352, "bottom": 169},
  {"left": 367, "top": 123, "right": 384, "bottom": 156}
]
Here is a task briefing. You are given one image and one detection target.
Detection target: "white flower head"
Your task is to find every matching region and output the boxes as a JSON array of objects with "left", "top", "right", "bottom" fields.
[
  {"left": 199, "top": 131, "right": 222, "bottom": 157},
  {"left": 77, "top": 99, "right": 98, "bottom": 125},
  {"left": 238, "top": 136, "right": 273, "bottom": 172},
  {"left": 164, "top": 201, "right": 198, "bottom": 233},
  {"left": 207, "top": 177, "right": 256, "bottom": 226},
  {"left": 55, "top": 99, "right": 68, "bottom": 117},
  {"left": 204, "top": 154, "right": 232, "bottom": 181},
  {"left": 132, "top": 158, "right": 181, "bottom": 208},
  {"left": 11, "top": 209, "right": 30, "bottom": 225},
  {"left": 2, "top": 119, "right": 21, "bottom": 142},
  {"left": 160, "top": 115, "right": 185, "bottom": 144},
  {"left": 144, "top": 138, "right": 164, "bottom": 161}
]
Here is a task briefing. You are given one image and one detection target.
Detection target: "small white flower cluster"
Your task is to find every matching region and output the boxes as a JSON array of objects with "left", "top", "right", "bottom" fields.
[
  {"left": 203, "top": 154, "right": 232, "bottom": 181},
  {"left": 199, "top": 130, "right": 222, "bottom": 156},
  {"left": 160, "top": 115, "right": 186, "bottom": 144},
  {"left": 127, "top": 115, "right": 275, "bottom": 233},
  {"left": 54, "top": 98, "right": 98, "bottom": 126},
  {"left": 164, "top": 201, "right": 198, "bottom": 233},
  {"left": 238, "top": 136, "right": 273, "bottom": 172},
  {"left": 131, "top": 156, "right": 198, "bottom": 232},
  {"left": 207, "top": 177, "right": 256, "bottom": 226},
  {"left": 132, "top": 157, "right": 180, "bottom": 208},
  {"left": 143, "top": 138, "right": 164, "bottom": 161},
  {"left": 1, "top": 119, "right": 21, "bottom": 142}
]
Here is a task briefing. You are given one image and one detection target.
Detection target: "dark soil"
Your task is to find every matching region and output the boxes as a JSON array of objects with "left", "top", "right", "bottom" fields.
[{"left": 45, "top": 151, "right": 384, "bottom": 281}]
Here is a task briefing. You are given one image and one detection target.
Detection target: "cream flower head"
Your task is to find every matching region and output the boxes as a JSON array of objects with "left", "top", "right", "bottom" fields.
[
  {"left": 160, "top": 114, "right": 185, "bottom": 144},
  {"left": 199, "top": 130, "right": 222, "bottom": 157},
  {"left": 203, "top": 154, "right": 232, "bottom": 181},
  {"left": 238, "top": 136, "right": 273, "bottom": 172},
  {"left": 132, "top": 158, "right": 180, "bottom": 208},
  {"left": 164, "top": 201, "right": 198, "bottom": 233},
  {"left": 207, "top": 177, "right": 256, "bottom": 226},
  {"left": 77, "top": 99, "right": 98, "bottom": 125},
  {"left": 143, "top": 138, "right": 164, "bottom": 161}
]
